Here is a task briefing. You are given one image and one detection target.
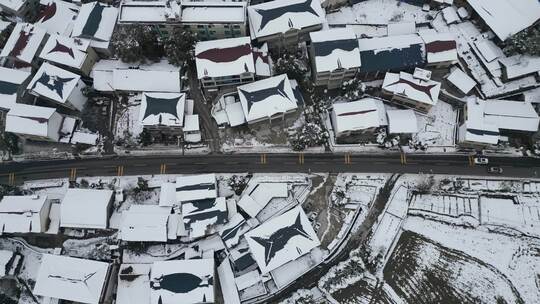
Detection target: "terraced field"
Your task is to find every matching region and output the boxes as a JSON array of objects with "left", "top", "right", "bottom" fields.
[{"left": 383, "top": 231, "right": 524, "bottom": 304}]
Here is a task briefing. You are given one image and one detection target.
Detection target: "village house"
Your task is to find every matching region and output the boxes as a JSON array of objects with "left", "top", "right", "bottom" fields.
[
  {"left": 71, "top": 1, "right": 118, "bottom": 56},
  {"left": 446, "top": 67, "right": 477, "bottom": 95},
  {"left": 459, "top": 98, "right": 540, "bottom": 148},
  {"left": 5, "top": 104, "right": 64, "bottom": 142},
  {"left": 118, "top": 0, "right": 247, "bottom": 41},
  {"left": 248, "top": 0, "right": 325, "bottom": 50},
  {"left": 464, "top": 0, "right": 540, "bottom": 42},
  {"left": 357, "top": 34, "right": 426, "bottom": 80},
  {"left": 330, "top": 98, "right": 387, "bottom": 143},
  {"left": 34, "top": 254, "right": 113, "bottom": 304},
  {"left": 0, "top": 0, "right": 39, "bottom": 19},
  {"left": 499, "top": 55, "right": 540, "bottom": 83},
  {"left": 33, "top": 0, "right": 80, "bottom": 36},
  {"left": 139, "top": 92, "right": 186, "bottom": 132},
  {"left": 386, "top": 109, "right": 419, "bottom": 138},
  {"left": 0, "top": 23, "right": 47, "bottom": 68},
  {"left": 195, "top": 36, "right": 255, "bottom": 90},
  {"left": 418, "top": 30, "right": 458, "bottom": 68},
  {"left": 0, "top": 195, "right": 52, "bottom": 235},
  {"left": 150, "top": 259, "right": 215, "bottom": 304},
  {"left": 245, "top": 206, "right": 320, "bottom": 274},
  {"left": 183, "top": 114, "right": 202, "bottom": 143},
  {"left": 0, "top": 67, "right": 31, "bottom": 130},
  {"left": 120, "top": 204, "right": 173, "bottom": 242},
  {"left": 39, "top": 34, "right": 99, "bottom": 77},
  {"left": 27, "top": 62, "right": 88, "bottom": 111},
  {"left": 237, "top": 74, "right": 299, "bottom": 125},
  {"left": 91, "top": 59, "right": 181, "bottom": 93},
  {"left": 309, "top": 28, "right": 361, "bottom": 89},
  {"left": 382, "top": 71, "right": 441, "bottom": 113},
  {"left": 253, "top": 42, "right": 272, "bottom": 78},
  {"left": 60, "top": 188, "right": 114, "bottom": 232}
]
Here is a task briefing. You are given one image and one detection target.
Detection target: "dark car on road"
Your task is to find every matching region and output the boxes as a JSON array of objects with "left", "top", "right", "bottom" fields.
[{"left": 488, "top": 166, "right": 503, "bottom": 174}]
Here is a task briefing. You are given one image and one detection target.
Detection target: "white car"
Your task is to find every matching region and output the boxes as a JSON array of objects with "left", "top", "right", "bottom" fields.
[{"left": 474, "top": 157, "right": 489, "bottom": 165}]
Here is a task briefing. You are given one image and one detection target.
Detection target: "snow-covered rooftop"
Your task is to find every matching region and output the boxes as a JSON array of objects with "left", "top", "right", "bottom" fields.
[
  {"left": 0, "top": 0, "right": 25, "bottom": 12},
  {"left": 483, "top": 99, "right": 540, "bottom": 132},
  {"left": 150, "top": 259, "right": 214, "bottom": 304},
  {"left": 27, "top": 62, "right": 82, "bottom": 104},
  {"left": 310, "top": 28, "right": 361, "bottom": 73},
  {"left": 60, "top": 188, "right": 113, "bottom": 230},
  {"left": 181, "top": 1, "right": 246, "bottom": 24},
  {"left": 5, "top": 104, "right": 60, "bottom": 140},
  {"left": 248, "top": 0, "right": 324, "bottom": 40},
  {"left": 113, "top": 69, "right": 181, "bottom": 92},
  {"left": 387, "top": 109, "right": 418, "bottom": 134},
  {"left": 225, "top": 101, "right": 247, "bottom": 127},
  {"left": 382, "top": 72, "right": 441, "bottom": 106},
  {"left": 159, "top": 182, "right": 177, "bottom": 207},
  {"left": 446, "top": 67, "right": 476, "bottom": 94},
  {"left": 92, "top": 59, "right": 180, "bottom": 92},
  {"left": 34, "top": 254, "right": 110, "bottom": 304},
  {"left": 119, "top": 1, "right": 172, "bottom": 23},
  {"left": 217, "top": 259, "right": 241, "bottom": 304},
  {"left": 461, "top": 98, "right": 500, "bottom": 145},
  {"left": 357, "top": 34, "right": 425, "bottom": 73},
  {"left": 238, "top": 182, "right": 288, "bottom": 218},
  {"left": 466, "top": 0, "right": 540, "bottom": 41},
  {"left": 0, "top": 23, "right": 47, "bottom": 64},
  {"left": 183, "top": 114, "right": 199, "bottom": 132},
  {"left": 331, "top": 98, "right": 386, "bottom": 135},
  {"left": 441, "top": 6, "right": 460, "bottom": 24},
  {"left": 0, "top": 67, "right": 30, "bottom": 111},
  {"left": 176, "top": 174, "right": 217, "bottom": 203},
  {"left": 120, "top": 205, "right": 171, "bottom": 242},
  {"left": 39, "top": 35, "right": 91, "bottom": 70},
  {"left": 460, "top": 120, "right": 500, "bottom": 146},
  {"left": 183, "top": 197, "right": 228, "bottom": 238},
  {"left": 237, "top": 74, "right": 298, "bottom": 123},
  {"left": 34, "top": 0, "right": 79, "bottom": 36},
  {"left": 116, "top": 264, "right": 151, "bottom": 304},
  {"left": 246, "top": 206, "right": 320, "bottom": 273},
  {"left": 253, "top": 42, "right": 272, "bottom": 77},
  {"left": 219, "top": 213, "right": 249, "bottom": 248},
  {"left": 195, "top": 36, "right": 255, "bottom": 79},
  {"left": 387, "top": 22, "right": 416, "bottom": 36},
  {"left": 0, "top": 195, "right": 49, "bottom": 234},
  {"left": 71, "top": 2, "right": 118, "bottom": 42},
  {"left": 499, "top": 55, "right": 540, "bottom": 80},
  {"left": 418, "top": 31, "right": 457, "bottom": 64},
  {"left": 139, "top": 92, "right": 186, "bottom": 127}
]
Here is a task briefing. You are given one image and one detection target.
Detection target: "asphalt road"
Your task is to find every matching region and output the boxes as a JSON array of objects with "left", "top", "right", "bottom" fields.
[{"left": 1, "top": 153, "right": 540, "bottom": 185}]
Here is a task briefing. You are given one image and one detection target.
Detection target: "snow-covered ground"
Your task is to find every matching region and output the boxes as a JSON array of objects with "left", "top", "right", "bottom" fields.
[
  {"left": 327, "top": 0, "right": 431, "bottom": 26},
  {"left": 411, "top": 100, "right": 458, "bottom": 149},
  {"left": 115, "top": 96, "right": 143, "bottom": 140}
]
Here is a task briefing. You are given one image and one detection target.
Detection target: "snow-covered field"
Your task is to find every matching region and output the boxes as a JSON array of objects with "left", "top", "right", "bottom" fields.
[
  {"left": 384, "top": 230, "right": 524, "bottom": 303},
  {"left": 403, "top": 217, "right": 540, "bottom": 304}
]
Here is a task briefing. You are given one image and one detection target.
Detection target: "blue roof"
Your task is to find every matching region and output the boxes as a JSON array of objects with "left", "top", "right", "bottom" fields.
[{"left": 360, "top": 43, "right": 426, "bottom": 73}]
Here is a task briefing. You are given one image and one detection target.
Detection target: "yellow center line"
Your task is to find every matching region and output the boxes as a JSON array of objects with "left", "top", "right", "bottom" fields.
[{"left": 117, "top": 166, "right": 124, "bottom": 176}]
